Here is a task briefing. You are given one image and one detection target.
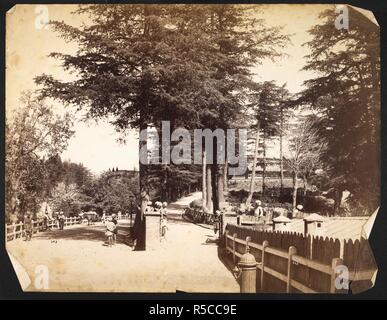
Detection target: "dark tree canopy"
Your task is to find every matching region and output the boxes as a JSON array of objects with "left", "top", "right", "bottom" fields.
[{"left": 298, "top": 7, "right": 380, "bottom": 212}]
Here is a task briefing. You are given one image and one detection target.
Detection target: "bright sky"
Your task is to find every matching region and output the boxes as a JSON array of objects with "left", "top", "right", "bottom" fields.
[{"left": 7, "top": 3, "right": 359, "bottom": 173}]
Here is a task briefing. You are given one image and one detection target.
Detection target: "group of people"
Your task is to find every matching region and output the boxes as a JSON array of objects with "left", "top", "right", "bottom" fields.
[
  {"left": 104, "top": 213, "right": 118, "bottom": 247},
  {"left": 22, "top": 211, "right": 66, "bottom": 241},
  {"left": 239, "top": 200, "right": 305, "bottom": 220}
]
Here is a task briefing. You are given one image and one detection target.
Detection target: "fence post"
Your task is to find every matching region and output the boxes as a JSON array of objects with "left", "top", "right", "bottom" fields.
[
  {"left": 225, "top": 230, "right": 228, "bottom": 250},
  {"left": 309, "top": 235, "right": 313, "bottom": 260},
  {"left": 11, "top": 223, "right": 15, "bottom": 240},
  {"left": 245, "top": 236, "right": 251, "bottom": 253},
  {"left": 286, "top": 246, "right": 297, "bottom": 293},
  {"left": 232, "top": 233, "right": 237, "bottom": 264},
  {"left": 261, "top": 240, "right": 269, "bottom": 292},
  {"left": 238, "top": 248, "right": 258, "bottom": 293},
  {"left": 330, "top": 257, "right": 344, "bottom": 293}
]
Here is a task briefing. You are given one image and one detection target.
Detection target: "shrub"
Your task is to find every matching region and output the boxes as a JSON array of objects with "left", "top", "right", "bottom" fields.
[
  {"left": 302, "top": 195, "right": 334, "bottom": 214},
  {"left": 189, "top": 199, "right": 203, "bottom": 209}
]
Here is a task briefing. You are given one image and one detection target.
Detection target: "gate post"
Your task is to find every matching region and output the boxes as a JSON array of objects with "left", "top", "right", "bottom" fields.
[{"left": 238, "top": 248, "right": 258, "bottom": 293}]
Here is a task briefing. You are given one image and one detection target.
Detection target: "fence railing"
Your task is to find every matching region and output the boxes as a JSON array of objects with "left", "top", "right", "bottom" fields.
[
  {"left": 225, "top": 226, "right": 377, "bottom": 293},
  {"left": 6, "top": 217, "right": 81, "bottom": 242},
  {"left": 6, "top": 214, "right": 136, "bottom": 242}
]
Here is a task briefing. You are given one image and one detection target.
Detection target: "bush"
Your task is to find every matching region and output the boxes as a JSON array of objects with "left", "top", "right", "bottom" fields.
[
  {"left": 302, "top": 195, "right": 334, "bottom": 214},
  {"left": 190, "top": 199, "right": 203, "bottom": 209}
]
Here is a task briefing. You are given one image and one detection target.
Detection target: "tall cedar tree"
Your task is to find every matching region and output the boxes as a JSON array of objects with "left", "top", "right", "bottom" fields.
[
  {"left": 35, "top": 4, "right": 288, "bottom": 245},
  {"left": 299, "top": 6, "right": 380, "bottom": 213}
]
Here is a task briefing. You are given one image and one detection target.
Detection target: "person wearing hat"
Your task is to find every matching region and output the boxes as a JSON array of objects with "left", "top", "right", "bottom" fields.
[
  {"left": 101, "top": 210, "right": 106, "bottom": 224},
  {"left": 111, "top": 213, "right": 118, "bottom": 245},
  {"left": 59, "top": 211, "right": 65, "bottom": 230},
  {"left": 213, "top": 210, "right": 222, "bottom": 236},
  {"left": 23, "top": 214, "right": 33, "bottom": 241},
  {"left": 161, "top": 202, "right": 168, "bottom": 219},
  {"left": 254, "top": 200, "right": 264, "bottom": 218},
  {"left": 159, "top": 202, "right": 168, "bottom": 241},
  {"left": 105, "top": 217, "right": 116, "bottom": 247},
  {"left": 293, "top": 204, "right": 304, "bottom": 219},
  {"left": 145, "top": 201, "right": 153, "bottom": 214}
]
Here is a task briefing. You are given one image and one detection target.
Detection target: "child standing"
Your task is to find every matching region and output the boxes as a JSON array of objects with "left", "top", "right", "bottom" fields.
[{"left": 105, "top": 218, "right": 116, "bottom": 247}]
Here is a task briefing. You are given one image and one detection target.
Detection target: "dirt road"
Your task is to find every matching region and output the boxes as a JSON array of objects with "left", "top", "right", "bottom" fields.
[{"left": 7, "top": 214, "right": 238, "bottom": 293}]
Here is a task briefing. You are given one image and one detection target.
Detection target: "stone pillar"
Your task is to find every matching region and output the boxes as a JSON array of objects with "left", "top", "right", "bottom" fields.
[
  {"left": 144, "top": 212, "right": 161, "bottom": 250},
  {"left": 238, "top": 249, "right": 258, "bottom": 293}
]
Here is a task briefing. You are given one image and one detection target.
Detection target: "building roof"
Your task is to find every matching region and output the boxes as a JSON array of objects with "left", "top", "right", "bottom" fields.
[
  {"left": 273, "top": 216, "right": 292, "bottom": 223},
  {"left": 304, "top": 213, "right": 325, "bottom": 222},
  {"left": 280, "top": 217, "right": 369, "bottom": 240}
]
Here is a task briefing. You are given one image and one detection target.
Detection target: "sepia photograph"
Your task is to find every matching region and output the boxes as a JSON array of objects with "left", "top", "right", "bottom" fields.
[{"left": 4, "top": 3, "right": 380, "bottom": 294}]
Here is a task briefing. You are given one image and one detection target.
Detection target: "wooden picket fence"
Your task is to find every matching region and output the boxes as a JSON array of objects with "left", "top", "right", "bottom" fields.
[
  {"left": 6, "top": 214, "right": 136, "bottom": 242},
  {"left": 5, "top": 217, "right": 81, "bottom": 242},
  {"left": 225, "top": 224, "right": 377, "bottom": 293}
]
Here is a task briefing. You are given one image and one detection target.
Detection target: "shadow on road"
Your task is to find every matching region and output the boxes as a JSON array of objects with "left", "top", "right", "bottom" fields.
[
  {"left": 33, "top": 225, "right": 107, "bottom": 242},
  {"left": 217, "top": 246, "right": 242, "bottom": 290}
]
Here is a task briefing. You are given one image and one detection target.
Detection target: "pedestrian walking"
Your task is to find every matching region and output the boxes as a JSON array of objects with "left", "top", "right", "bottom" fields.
[
  {"left": 53, "top": 212, "right": 60, "bottom": 229},
  {"left": 59, "top": 212, "right": 65, "bottom": 230},
  {"left": 213, "top": 210, "right": 221, "bottom": 236},
  {"left": 102, "top": 211, "right": 106, "bottom": 224},
  {"left": 24, "top": 214, "right": 33, "bottom": 241},
  {"left": 42, "top": 212, "right": 50, "bottom": 231},
  {"left": 161, "top": 202, "right": 168, "bottom": 219},
  {"left": 111, "top": 213, "right": 118, "bottom": 245}
]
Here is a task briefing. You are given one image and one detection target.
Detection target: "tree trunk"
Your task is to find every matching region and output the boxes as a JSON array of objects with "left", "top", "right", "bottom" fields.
[
  {"left": 211, "top": 140, "right": 219, "bottom": 213},
  {"left": 280, "top": 107, "right": 284, "bottom": 195},
  {"left": 202, "top": 149, "right": 207, "bottom": 211},
  {"left": 206, "top": 163, "right": 212, "bottom": 211},
  {"left": 262, "top": 131, "right": 266, "bottom": 196},
  {"left": 303, "top": 177, "right": 307, "bottom": 196},
  {"left": 223, "top": 161, "right": 228, "bottom": 197},
  {"left": 134, "top": 124, "right": 148, "bottom": 250},
  {"left": 292, "top": 171, "right": 298, "bottom": 217},
  {"left": 333, "top": 189, "right": 343, "bottom": 216},
  {"left": 218, "top": 164, "right": 225, "bottom": 209},
  {"left": 161, "top": 165, "right": 168, "bottom": 202},
  {"left": 246, "top": 122, "right": 260, "bottom": 205}
]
